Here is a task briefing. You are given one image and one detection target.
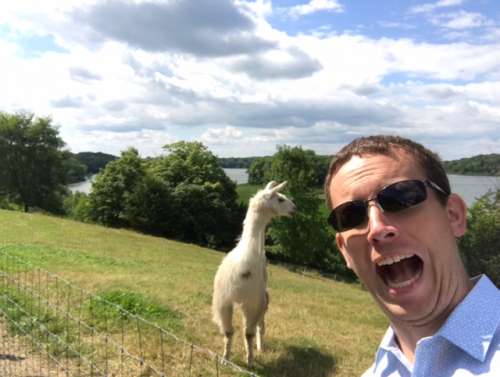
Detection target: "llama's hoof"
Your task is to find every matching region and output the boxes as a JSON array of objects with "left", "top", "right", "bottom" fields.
[{"left": 220, "top": 357, "right": 230, "bottom": 366}]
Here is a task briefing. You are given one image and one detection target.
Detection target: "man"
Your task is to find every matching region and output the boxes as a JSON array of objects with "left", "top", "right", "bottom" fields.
[{"left": 324, "top": 135, "right": 499, "bottom": 376}]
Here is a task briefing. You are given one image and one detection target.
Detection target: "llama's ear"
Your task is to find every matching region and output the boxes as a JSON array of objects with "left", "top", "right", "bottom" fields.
[
  {"left": 265, "top": 181, "right": 277, "bottom": 190},
  {"left": 272, "top": 181, "right": 287, "bottom": 193}
]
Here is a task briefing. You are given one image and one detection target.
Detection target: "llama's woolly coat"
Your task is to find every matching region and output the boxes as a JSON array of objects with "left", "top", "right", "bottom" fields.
[{"left": 211, "top": 181, "right": 295, "bottom": 367}]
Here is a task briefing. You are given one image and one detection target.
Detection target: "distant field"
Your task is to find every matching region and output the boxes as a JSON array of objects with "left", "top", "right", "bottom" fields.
[
  {"left": 0, "top": 209, "right": 387, "bottom": 377},
  {"left": 236, "top": 184, "right": 261, "bottom": 204}
]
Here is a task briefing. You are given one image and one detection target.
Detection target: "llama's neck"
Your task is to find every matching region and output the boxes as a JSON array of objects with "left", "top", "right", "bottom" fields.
[{"left": 237, "top": 209, "right": 272, "bottom": 257}]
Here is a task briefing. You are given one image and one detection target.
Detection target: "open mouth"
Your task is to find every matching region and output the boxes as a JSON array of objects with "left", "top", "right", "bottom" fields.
[{"left": 376, "top": 254, "right": 423, "bottom": 289}]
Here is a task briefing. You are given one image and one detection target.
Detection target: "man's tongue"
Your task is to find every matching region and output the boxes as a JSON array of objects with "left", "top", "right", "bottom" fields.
[{"left": 379, "top": 256, "right": 422, "bottom": 288}]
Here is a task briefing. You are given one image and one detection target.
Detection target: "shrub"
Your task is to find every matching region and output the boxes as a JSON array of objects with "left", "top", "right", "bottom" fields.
[{"left": 459, "top": 189, "right": 500, "bottom": 287}]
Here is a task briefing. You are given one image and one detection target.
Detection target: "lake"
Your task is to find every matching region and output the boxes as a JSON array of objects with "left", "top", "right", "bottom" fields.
[
  {"left": 448, "top": 174, "right": 500, "bottom": 207},
  {"left": 67, "top": 169, "right": 249, "bottom": 194},
  {"left": 68, "top": 169, "right": 500, "bottom": 207}
]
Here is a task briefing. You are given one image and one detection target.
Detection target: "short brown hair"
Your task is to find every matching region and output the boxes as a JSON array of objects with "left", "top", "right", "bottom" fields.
[{"left": 324, "top": 135, "right": 451, "bottom": 209}]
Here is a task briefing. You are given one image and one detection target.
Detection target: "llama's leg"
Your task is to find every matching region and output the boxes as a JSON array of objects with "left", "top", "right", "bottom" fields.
[
  {"left": 241, "top": 307, "right": 257, "bottom": 367},
  {"left": 244, "top": 330, "right": 255, "bottom": 367},
  {"left": 256, "top": 291, "right": 269, "bottom": 352},
  {"left": 242, "top": 297, "right": 266, "bottom": 367},
  {"left": 256, "top": 317, "right": 265, "bottom": 352},
  {"left": 223, "top": 331, "right": 234, "bottom": 360},
  {"left": 215, "top": 303, "right": 234, "bottom": 360}
]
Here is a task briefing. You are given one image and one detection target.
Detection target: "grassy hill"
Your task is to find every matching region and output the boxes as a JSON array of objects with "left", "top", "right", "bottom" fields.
[{"left": 0, "top": 209, "right": 387, "bottom": 377}]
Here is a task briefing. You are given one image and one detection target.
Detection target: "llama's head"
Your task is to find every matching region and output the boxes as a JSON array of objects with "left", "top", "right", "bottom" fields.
[{"left": 249, "top": 181, "right": 296, "bottom": 218}]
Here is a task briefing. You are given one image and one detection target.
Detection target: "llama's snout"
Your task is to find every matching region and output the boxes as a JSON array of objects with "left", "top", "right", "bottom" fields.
[{"left": 286, "top": 202, "right": 297, "bottom": 216}]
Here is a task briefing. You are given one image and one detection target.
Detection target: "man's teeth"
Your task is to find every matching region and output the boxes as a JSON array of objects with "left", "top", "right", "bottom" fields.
[
  {"left": 376, "top": 254, "right": 414, "bottom": 266},
  {"left": 388, "top": 274, "right": 420, "bottom": 288}
]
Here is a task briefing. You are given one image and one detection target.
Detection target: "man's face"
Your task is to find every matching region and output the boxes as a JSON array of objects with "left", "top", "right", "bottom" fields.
[{"left": 329, "top": 151, "right": 468, "bottom": 327}]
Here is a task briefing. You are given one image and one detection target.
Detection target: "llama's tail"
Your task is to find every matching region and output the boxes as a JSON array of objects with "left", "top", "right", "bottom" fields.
[{"left": 211, "top": 294, "right": 221, "bottom": 326}]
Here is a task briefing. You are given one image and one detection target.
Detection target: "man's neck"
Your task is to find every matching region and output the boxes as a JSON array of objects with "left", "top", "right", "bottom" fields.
[{"left": 390, "top": 276, "right": 474, "bottom": 364}]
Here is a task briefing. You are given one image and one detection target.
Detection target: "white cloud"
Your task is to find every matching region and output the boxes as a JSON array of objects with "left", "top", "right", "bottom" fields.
[
  {"left": 62, "top": 128, "right": 177, "bottom": 157},
  {"left": 200, "top": 126, "right": 243, "bottom": 145},
  {"left": 439, "top": 11, "right": 489, "bottom": 29},
  {"left": 410, "top": 0, "right": 464, "bottom": 14},
  {"left": 0, "top": 0, "right": 499, "bottom": 160},
  {"left": 286, "top": 0, "right": 344, "bottom": 18}
]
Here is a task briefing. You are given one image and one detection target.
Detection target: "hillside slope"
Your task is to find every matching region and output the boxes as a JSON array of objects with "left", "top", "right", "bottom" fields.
[{"left": 0, "top": 209, "right": 386, "bottom": 377}]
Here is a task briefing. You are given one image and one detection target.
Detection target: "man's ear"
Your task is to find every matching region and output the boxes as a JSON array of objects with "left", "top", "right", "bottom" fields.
[
  {"left": 446, "top": 193, "right": 467, "bottom": 238},
  {"left": 336, "top": 233, "right": 353, "bottom": 269}
]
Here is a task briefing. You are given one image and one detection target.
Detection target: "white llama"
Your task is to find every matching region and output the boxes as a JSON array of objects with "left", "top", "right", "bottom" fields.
[{"left": 212, "top": 181, "right": 296, "bottom": 367}]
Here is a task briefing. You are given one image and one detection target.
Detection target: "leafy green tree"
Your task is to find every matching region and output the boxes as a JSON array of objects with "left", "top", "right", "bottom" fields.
[
  {"left": 148, "top": 141, "right": 244, "bottom": 249},
  {"left": 248, "top": 154, "right": 331, "bottom": 187},
  {"left": 247, "top": 156, "right": 273, "bottom": 185},
  {"left": 267, "top": 146, "right": 355, "bottom": 280},
  {"left": 75, "top": 152, "right": 117, "bottom": 175},
  {"left": 460, "top": 189, "right": 500, "bottom": 286},
  {"left": 123, "top": 175, "right": 177, "bottom": 237},
  {"left": 64, "top": 192, "right": 92, "bottom": 222},
  {"left": 88, "top": 148, "right": 145, "bottom": 226},
  {"left": 0, "top": 112, "right": 66, "bottom": 213},
  {"left": 444, "top": 154, "right": 500, "bottom": 176},
  {"left": 172, "top": 182, "right": 243, "bottom": 248},
  {"left": 85, "top": 142, "right": 243, "bottom": 248},
  {"left": 62, "top": 151, "right": 88, "bottom": 183},
  {"left": 218, "top": 157, "right": 256, "bottom": 169},
  {"left": 151, "top": 141, "right": 231, "bottom": 187}
]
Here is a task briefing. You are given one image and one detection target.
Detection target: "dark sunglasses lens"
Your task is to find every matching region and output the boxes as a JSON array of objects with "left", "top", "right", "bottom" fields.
[
  {"left": 330, "top": 201, "right": 367, "bottom": 231},
  {"left": 378, "top": 180, "right": 427, "bottom": 212}
]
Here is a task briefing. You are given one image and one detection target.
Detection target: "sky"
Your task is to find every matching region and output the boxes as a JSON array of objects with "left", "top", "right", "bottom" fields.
[{"left": 1, "top": 0, "right": 500, "bottom": 160}]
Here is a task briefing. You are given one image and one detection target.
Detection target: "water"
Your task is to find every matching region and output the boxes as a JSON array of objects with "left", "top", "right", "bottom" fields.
[
  {"left": 68, "top": 174, "right": 97, "bottom": 194},
  {"left": 448, "top": 174, "right": 500, "bottom": 207},
  {"left": 67, "top": 169, "right": 249, "bottom": 194},
  {"left": 68, "top": 170, "right": 500, "bottom": 207},
  {"left": 224, "top": 168, "right": 248, "bottom": 184}
]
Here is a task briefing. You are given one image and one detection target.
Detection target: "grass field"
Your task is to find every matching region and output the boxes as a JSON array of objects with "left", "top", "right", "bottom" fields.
[{"left": 0, "top": 208, "right": 387, "bottom": 377}]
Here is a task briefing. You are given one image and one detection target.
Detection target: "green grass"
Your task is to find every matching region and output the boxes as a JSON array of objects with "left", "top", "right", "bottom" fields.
[
  {"left": 0, "top": 209, "right": 387, "bottom": 377},
  {"left": 236, "top": 184, "right": 261, "bottom": 204}
]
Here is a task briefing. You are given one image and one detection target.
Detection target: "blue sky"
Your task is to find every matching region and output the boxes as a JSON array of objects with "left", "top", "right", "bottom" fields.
[{"left": 1, "top": 0, "right": 499, "bottom": 159}]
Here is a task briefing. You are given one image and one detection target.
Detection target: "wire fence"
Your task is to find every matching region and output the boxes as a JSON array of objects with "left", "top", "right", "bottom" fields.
[{"left": 0, "top": 246, "right": 258, "bottom": 377}]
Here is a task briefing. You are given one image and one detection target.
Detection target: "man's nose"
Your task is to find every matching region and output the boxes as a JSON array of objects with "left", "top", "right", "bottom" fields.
[{"left": 366, "top": 203, "right": 398, "bottom": 243}]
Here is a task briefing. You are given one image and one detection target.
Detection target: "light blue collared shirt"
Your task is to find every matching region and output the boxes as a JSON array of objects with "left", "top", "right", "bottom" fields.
[{"left": 363, "top": 275, "right": 500, "bottom": 377}]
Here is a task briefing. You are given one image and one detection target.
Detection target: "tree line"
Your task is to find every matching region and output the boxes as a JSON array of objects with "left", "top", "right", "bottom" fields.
[
  {"left": 443, "top": 154, "right": 500, "bottom": 176},
  {"left": 0, "top": 112, "right": 498, "bottom": 285}
]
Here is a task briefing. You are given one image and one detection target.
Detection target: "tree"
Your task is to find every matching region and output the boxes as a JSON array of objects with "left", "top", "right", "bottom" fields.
[
  {"left": 0, "top": 112, "right": 66, "bottom": 213},
  {"left": 64, "top": 192, "right": 92, "bottom": 222},
  {"left": 123, "top": 175, "right": 177, "bottom": 237},
  {"left": 62, "top": 151, "right": 88, "bottom": 183},
  {"left": 444, "top": 154, "right": 500, "bottom": 176},
  {"left": 267, "top": 146, "right": 356, "bottom": 280},
  {"left": 148, "top": 141, "right": 244, "bottom": 249},
  {"left": 74, "top": 152, "right": 117, "bottom": 175},
  {"left": 459, "top": 189, "right": 500, "bottom": 287},
  {"left": 85, "top": 142, "right": 244, "bottom": 249},
  {"left": 247, "top": 154, "right": 331, "bottom": 187},
  {"left": 247, "top": 157, "right": 273, "bottom": 185},
  {"left": 88, "top": 148, "right": 145, "bottom": 226}
]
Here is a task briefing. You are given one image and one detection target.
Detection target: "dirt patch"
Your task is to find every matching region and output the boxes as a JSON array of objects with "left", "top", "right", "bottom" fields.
[{"left": 0, "top": 321, "right": 66, "bottom": 377}]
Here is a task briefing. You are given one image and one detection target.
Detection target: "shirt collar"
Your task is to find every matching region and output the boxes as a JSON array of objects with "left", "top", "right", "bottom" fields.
[
  {"left": 374, "top": 275, "right": 500, "bottom": 371},
  {"left": 375, "top": 326, "right": 414, "bottom": 372},
  {"left": 436, "top": 275, "right": 500, "bottom": 362}
]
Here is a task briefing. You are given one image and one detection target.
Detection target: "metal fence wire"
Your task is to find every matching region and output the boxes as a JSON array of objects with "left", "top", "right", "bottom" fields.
[{"left": 0, "top": 246, "right": 258, "bottom": 377}]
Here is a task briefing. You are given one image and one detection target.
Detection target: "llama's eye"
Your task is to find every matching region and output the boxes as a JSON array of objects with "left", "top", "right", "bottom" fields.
[{"left": 278, "top": 197, "right": 285, "bottom": 203}]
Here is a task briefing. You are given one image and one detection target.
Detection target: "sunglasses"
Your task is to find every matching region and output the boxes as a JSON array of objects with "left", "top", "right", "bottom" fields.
[{"left": 328, "top": 179, "right": 449, "bottom": 232}]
